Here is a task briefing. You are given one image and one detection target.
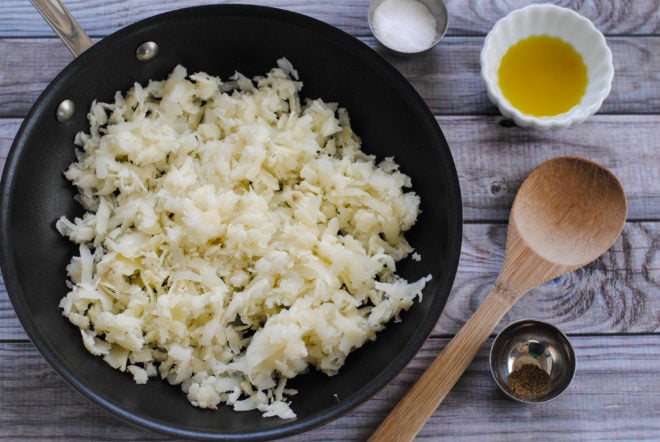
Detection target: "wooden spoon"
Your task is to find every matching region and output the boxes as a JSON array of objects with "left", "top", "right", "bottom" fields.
[{"left": 369, "top": 156, "right": 627, "bottom": 441}]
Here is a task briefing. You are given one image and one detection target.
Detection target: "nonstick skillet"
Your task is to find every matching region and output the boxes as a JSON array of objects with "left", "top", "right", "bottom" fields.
[{"left": 0, "top": 1, "right": 462, "bottom": 440}]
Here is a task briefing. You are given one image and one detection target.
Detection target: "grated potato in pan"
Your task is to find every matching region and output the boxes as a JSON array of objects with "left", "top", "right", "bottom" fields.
[{"left": 56, "top": 58, "right": 430, "bottom": 418}]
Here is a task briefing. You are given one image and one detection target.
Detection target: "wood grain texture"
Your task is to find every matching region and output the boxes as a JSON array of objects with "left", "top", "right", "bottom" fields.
[
  {"left": 1, "top": 335, "right": 658, "bottom": 441},
  {"left": 440, "top": 115, "right": 660, "bottom": 222},
  {"left": 371, "top": 156, "right": 630, "bottom": 440},
  {"left": 1, "top": 114, "right": 658, "bottom": 339},
  {"left": 1, "top": 1, "right": 658, "bottom": 440},
  {"left": 2, "top": 222, "right": 657, "bottom": 341},
  {"left": 438, "top": 222, "right": 660, "bottom": 336},
  {"left": 370, "top": 292, "right": 513, "bottom": 441},
  {"left": 0, "top": 36, "right": 658, "bottom": 118},
  {"left": 3, "top": 114, "right": 658, "bottom": 222},
  {"left": 2, "top": 0, "right": 658, "bottom": 38}
]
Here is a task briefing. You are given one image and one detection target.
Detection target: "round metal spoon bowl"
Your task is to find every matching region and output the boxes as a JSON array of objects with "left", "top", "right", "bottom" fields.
[
  {"left": 490, "top": 319, "right": 576, "bottom": 403},
  {"left": 368, "top": 0, "right": 449, "bottom": 55}
]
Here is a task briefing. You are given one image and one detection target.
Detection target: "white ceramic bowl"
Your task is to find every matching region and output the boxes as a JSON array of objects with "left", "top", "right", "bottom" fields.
[{"left": 480, "top": 4, "right": 614, "bottom": 130}]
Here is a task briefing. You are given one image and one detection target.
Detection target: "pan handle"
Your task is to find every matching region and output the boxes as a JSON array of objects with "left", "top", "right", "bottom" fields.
[{"left": 31, "top": 0, "right": 93, "bottom": 57}]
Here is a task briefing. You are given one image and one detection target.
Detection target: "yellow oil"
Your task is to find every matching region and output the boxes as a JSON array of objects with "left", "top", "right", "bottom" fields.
[{"left": 498, "top": 35, "right": 588, "bottom": 117}]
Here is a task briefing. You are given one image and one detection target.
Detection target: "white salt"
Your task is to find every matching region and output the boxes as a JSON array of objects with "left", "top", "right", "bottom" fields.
[{"left": 372, "top": 0, "right": 439, "bottom": 53}]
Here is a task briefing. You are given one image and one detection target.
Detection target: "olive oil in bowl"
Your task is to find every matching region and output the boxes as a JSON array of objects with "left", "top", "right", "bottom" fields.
[{"left": 498, "top": 35, "right": 587, "bottom": 117}]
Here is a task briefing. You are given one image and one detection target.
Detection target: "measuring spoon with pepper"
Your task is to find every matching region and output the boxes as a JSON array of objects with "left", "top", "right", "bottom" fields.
[{"left": 370, "top": 156, "right": 627, "bottom": 441}]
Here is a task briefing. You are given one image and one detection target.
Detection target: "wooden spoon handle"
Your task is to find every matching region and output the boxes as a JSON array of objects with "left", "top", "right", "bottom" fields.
[{"left": 368, "top": 287, "right": 513, "bottom": 441}]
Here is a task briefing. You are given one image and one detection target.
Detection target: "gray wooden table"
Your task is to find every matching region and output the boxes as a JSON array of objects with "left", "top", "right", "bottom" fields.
[{"left": 1, "top": 0, "right": 658, "bottom": 440}]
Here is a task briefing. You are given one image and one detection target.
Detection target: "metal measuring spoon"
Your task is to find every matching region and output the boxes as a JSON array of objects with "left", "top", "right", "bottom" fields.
[{"left": 370, "top": 156, "right": 627, "bottom": 441}]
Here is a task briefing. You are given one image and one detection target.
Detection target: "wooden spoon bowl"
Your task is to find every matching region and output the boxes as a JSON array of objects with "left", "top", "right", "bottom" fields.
[
  {"left": 514, "top": 157, "right": 628, "bottom": 266},
  {"left": 370, "top": 156, "right": 627, "bottom": 441}
]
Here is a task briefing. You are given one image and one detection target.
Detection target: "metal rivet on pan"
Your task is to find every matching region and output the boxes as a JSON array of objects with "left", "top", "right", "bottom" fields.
[
  {"left": 56, "top": 99, "right": 75, "bottom": 123},
  {"left": 136, "top": 41, "right": 159, "bottom": 61}
]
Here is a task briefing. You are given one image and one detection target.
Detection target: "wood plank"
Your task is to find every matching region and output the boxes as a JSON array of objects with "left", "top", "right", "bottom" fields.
[
  {"left": 2, "top": 114, "right": 658, "bottom": 222},
  {"left": 447, "top": 0, "right": 660, "bottom": 36},
  {"left": 2, "top": 222, "right": 657, "bottom": 341},
  {"left": 2, "top": 0, "right": 658, "bottom": 38},
  {"left": 436, "top": 221, "right": 660, "bottom": 336},
  {"left": 380, "top": 37, "right": 660, "bottom": 117},
  {"left": 0, "top": 276, "right": 23, "bottom": 341},
  {"left": 440, "top": 114, "right": 660, "bottom": 222},
  {"left": 0, "top": 36, "right": 658, "bottom": 118},
  {"left": 2, "top": 0, "right": 657, "bottom": 439},
  {"left": 1, "top": 113, "right": 658, "bottom": 338},
  {"left": 0, "top": 119, "right": 17, "bottom": 163},
  {"left": 1, "top": 335, "right": 658, "bottom": 440}
]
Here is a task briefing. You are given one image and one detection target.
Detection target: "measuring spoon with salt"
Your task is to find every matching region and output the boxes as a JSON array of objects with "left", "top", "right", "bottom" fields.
[{"left": 369, "top": 156, "right": 627, "bottom": 441}]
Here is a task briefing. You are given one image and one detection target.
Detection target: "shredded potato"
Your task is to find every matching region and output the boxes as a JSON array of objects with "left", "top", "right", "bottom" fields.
[{"left": 56, "top": 58, "right": 430, "bottom": 418}]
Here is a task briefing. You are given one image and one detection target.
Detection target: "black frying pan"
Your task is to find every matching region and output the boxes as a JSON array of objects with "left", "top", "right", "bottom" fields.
[{"left": 0, "top": 3, "right": 462, "bottom": 440}]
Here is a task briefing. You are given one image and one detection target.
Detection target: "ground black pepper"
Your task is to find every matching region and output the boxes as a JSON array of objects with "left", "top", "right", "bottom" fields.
[{"left": 506, "top": 364, "right": 552, "bottom": 399}]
